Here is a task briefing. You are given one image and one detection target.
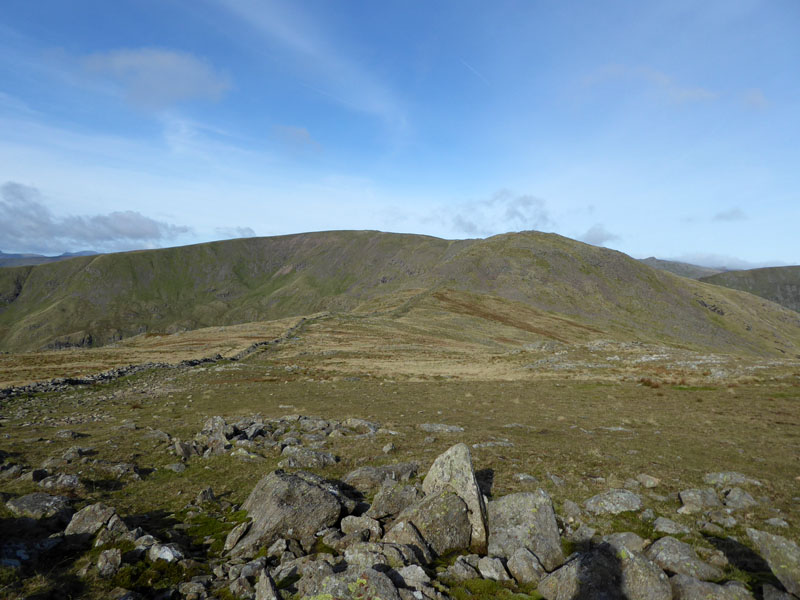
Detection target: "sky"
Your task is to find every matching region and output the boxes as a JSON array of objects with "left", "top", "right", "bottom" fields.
[{"left": 1, "top": 0, "right": 798, "bottom": 268}]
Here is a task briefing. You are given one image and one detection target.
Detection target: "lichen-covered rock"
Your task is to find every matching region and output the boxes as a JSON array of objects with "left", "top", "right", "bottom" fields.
[
  {"left": 421, "top": 443, "right": 488, "bottom": 553},
  {"left": 669, "top": 573, "right": 754, "bottom": 599},
  {"left": 97, "top": 548, "right": 121, "bottom": 578},
  {"left": 723, "top": 487, "right": 758, "bottom": 510},
  {"left": 66, "top": 503, "right": 117, "bottom": 536},
  {"left": 226, "top": 470, "right": 346, "bottom": 558},
  {"left": 703, "top": 472, "right": 761, "bottom": 487},
  {"left": 644, "top": 536, "right": 723, "bottom": 581},
  {"left": 341, "top": 515, "right": 382, "bottom": 541},
  {"left": 507, "top": 547, "right": 547, "bottom": 585},
  {"left": 344, "top": 542, "right": 420, "bottom": 570},
  {"left": 344, "top": 462, "right": 419, "bottom": 495},
  {"left": 487, "top": 490, "right": 564, "bottom": 572},
  {"left": 477, "top": 556, "right": 512, "bottom": 581},
  {"left": 366, "top": 482, "right": 424, "bottom": 519},
  {"left": 147, "top": 543, "right": 184, "bottom": 563},
  {"left": 254, "top": 570, "right": 280, "bottom": 600},
  {"left": 278, "top": 445, "right": 338, "bottom": 469},
  {"left": 653, "top": 517, "right": 690, "bottom": 535},
  {"left": 382, "top": 520, "right": 434, "bottom": 565},
  {"left": 746, "top": 528, "right": 800, "bottom": 597},
  {"left": 584, "top": 489, "right": 642, "bottom": 515},
  {"left": 677, "top": 488, "right": 721, "bottom": 515},
  {"left": 539, "top": 544, "right": 670, "bottom": 600},
  {"left": 441, "top": 555, "right": 481, "bottom": 581},
  {"left": 6, "top": 493, "right": 72, "bottom": 520},
  {"left": 394, "top": 491, "right": 471, "bottom": 557}
]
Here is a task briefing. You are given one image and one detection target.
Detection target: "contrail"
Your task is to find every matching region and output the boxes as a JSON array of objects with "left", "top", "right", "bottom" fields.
[{"left": 460, "top": 60, "right": 490, "bottom": 86}]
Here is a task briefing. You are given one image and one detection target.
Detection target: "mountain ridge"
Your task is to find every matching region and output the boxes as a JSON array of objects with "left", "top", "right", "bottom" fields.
[{"left": 1, "top": 230, "right": 798, "bottom": 356}]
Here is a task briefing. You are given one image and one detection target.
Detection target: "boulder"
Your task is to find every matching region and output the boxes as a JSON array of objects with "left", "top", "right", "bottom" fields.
[
  {"left": 669, "top": 573, "right": 754, "bottom": 599},
  {"left": 6, "top": 493, "right": 72, "bottom": 520},
  {"left": 254, "top": 570, "right": 280, "bottom": 600},
  {"left": 723, "top": 487, "right": 758, "bottom": 510},
  {"left": 65, "top": 503, "right": 117, "bottom": 536},
  {"left": 418, "top": 424, "right": 464, "bottom": 433},
  {"left": 147, "top": 543, "right": 184, "bottom": 563},
  {"left": 703, "top": 472, "right": 761, "bottom": 487},
  {"left": 477, "top": 556, "right": 512, "bottom": 581},
  {"left": 653, "top": 517, "right": 690, "bottom": 535},
  {"left": 584, "top": 489, "right": 642, "bottom": 515},
  {"left": 366, "top": 483, "right": 423, "bottom": 519},
  {"left": 97, "top": 548, "right": 122, "bottom": 577},
  {"left": 382, "top": 520, "right": 434, "bottom": 565},
  {"left": 226, "top": 470, "right": 346, "bottom": 558},
  {"left": 746, "top": 528, "right": 800, "bottom": 597},
  {"left": 487, "top": 490, "right": 564, "bottom": 572},
  {"left": 344, "top": 462, "right": 418, "bottom": 495},
  {"left": 394, "top": 491, "right": 471, "bottom": 557},
  {"left": 341, "top": 515, "right": 382, "bottom": 541},
  {"left": 677, "top": 488, "right": 720, "bottom": 515},
  {"left": 507, "top": 547, "right": 547, "bottom": 585},
  {"left": 644, "top": 536, "right": 723, "bottom": 581},
  {"left": 421, "top": 443, "right": 488, "bottom": 552},
  {"left": 278, "top": 446, "right": 338, "bottom": 469}
]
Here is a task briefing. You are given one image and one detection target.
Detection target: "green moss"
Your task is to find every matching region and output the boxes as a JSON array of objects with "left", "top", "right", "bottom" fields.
[{"left": 446, "top": 578, "right": 543, "bottom": 600}]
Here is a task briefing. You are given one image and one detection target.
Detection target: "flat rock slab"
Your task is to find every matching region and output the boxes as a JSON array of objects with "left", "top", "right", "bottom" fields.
[
  {"left": 487, "top": 490, "right": 564, "bottom": 572},
  {"left": 65, "top": 503, "right": 117, "bottom": 536},
  {"left": 704, "top": 472, "right": 761, "bottom": 487},
  {"left": 584, "top": 489, "right": 642, "bottom": 515},
  {"left": 6, "top": 493, "right": 72, "bottom": 520},
  {"left": 747, "top": 528, "right": 800, "bottom": 597},
  {"left": 418, "top": 423, "right": 464, "bottom": 433},
  {"left": 644, "top": 536, "right": 724, "bottom": 581},
  {"left": 422, "top": 443, "right": 488, "bottom": 553}
]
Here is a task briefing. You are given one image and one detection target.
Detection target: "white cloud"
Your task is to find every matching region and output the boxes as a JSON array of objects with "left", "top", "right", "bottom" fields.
[
  {"left": 587, "top": 65, "right": 718, "bottom": 104},
  {"left": 212, "top": 0, "right": 405, "bottom": 126},
  {"left": 438, "top": 190, "right": 553, "bottom": 237},
  {"left": 673, "top": 252, "right": 787, "bottom": 270},
  {"left": 0, "top": 181, "right": 190, "bottom": 254},
  {"left": 579, "top": 224, "right": 620, "bottom": 246},
  {"left": 712, "top": 207, "right": 746, "bottom": 222},
  {"left": 83, "top": 48, "right": 230, "bottom": 110},
  {"left": 215, "top": 226, "right": 256, "bottom": 239}
]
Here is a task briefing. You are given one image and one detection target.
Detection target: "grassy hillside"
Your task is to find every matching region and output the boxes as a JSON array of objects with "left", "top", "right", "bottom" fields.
[
  {"left": 1, "top": 230, "right": 799, "bottom": 356},
  {"left": 701, "top": 266, "right": 800, "bottom": 313},
  {"left": 638, "top": 257, "right": 723, "bottom": 279}
]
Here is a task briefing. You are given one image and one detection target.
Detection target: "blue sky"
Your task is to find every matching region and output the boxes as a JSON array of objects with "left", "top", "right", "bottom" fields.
[{"left": 1, "top": 0, "right": 798, "bottom": 267}]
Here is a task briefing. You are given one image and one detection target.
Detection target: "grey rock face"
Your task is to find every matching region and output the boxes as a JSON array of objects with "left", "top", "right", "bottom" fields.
[
  {"left": 422, "top": 443, "right": 488, "bottom": 553},
  {"left": 278, "top": 445, "right": 338, "bottom": 469},
  {"left": 746, "top": 528, "right": 800, "bottom": 597},
  {"left": 254, "top": 570, "right": 280, "bottom": 600},
  {"left": 394, "top": 491, "right": 471, "bottom": 557},
  {"left": 704, "top": 472, "right": 761, "bottom": 487},
  {"left": 602, "top": 532, "right": 647, "bottom": 554},
  {"left": 653, "top": 517, "right": 690, "bottom": 535},
  {"left": 226, "top": 470, "right": 346, "bottom": 558},
  {"left": 97, "top": 548, "right": 122, "bottom": 577},
  {"left": 442, "top": 555, "right": 481, "bottom": 581},
  {"left": 644, "top": 536, "right": 724, "bottom": 581},
  {"left": 39, "top": 473, "right": 81, "bottom": 491},
  {"left": 538, "top": 544, "right": 671, "bottom": 600},
  {"left": 669, "top": 573, "right": 755, "bottom": 599},
  {"left": 677, "top": 488, "right": 721, "bottom": 515},
  {"left": 65, "top": 503, "right": 117, "bottom": 536},
  {"left": 344, "top": 462, "right": 418, "bottom": 495},
  {"left": 147, "top": 543, "right": 184, "bottom": 563},
  {"left": 344, "top": 542, "right": 419, "bottom": 570},
  {"left": 723, "top": 487, "right": 758, "bottom": 509},
  {"left": 6, "top": 493, "right": 72, "bottom": 520},
  {"left": 761, "top": 583, "right": 795, "bottom": 600},
  {"left": 367, "top": 482, "right": 424, "bottom": 519},
  {"left": 341, "top": 515, "right": 382, "bottom": 541},
  {"left": 487, "top": 490, "right": 564, "bottom": 572},
  {"left": 382, "top": 520, "right": 434, "bottom": 565},
  {"left": 477, "top": 556, "right": 512, "bottom": 581},
  {"left": 584, "top": 489, "right": 642, "bottom": 515},
  {"left": 637, "top": 474, "right": 661, "bottom": 488},
  {"left": 418, "top": 423, "right": 464, "bottom": 433},
  {"left": 507, "top": 547, "right": 547, "bottom": 585}
]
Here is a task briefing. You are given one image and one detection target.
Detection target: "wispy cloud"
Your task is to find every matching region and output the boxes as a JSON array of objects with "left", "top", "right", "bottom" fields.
[
  {"left": 215, "top": 226, "right": 256, "bottom": 239},
  {"left": 0, "top": 182, "right": 190, "bottom": 254},
  {"left": 433, "top": 190, "right": 553, "bottom": 237},
  {"left": 743, "top": 88, "right": 768, "bottom": 110},
  {"left": 579, "top": 224, "right": 620, "bottom": 247},
  {"left": 212, "top": 0, "right": 405, "bottom": 126},
  {"left": 587, "top": 65, "right": 718, "bottom": 104},
  {"left": 460, "top": 60, "right": 490, "bottom": 86},
  {"left": 713, "top": 207, "right": 746, "bottom": 222},
  {"left": 673, "top": 252, "right": 786, "bottom": 270},
  {"left": 274, "top": 125, "right": 321, "bottom": 154},
  {"left": 83, "top": 48, "right": 230, "bottom": 110}
]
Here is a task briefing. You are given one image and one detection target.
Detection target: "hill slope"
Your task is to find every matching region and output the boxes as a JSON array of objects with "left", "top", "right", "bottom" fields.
[
  {"left": 638, "top": 257, "right": 723, "bottom": 279},
  {"left": 0, "top": 250, "right": 99, "bottom": 268},
  {"left": 1, "top": 230, "right": 799, "bottom": 356},
  {"left": 701, "top": 266, "right": 800, "bottom": 313}
]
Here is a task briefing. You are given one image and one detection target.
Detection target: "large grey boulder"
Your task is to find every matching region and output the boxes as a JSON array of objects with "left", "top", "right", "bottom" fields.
[
  {"left": 746, "top": 528, "right": 800, "bottom": 597},
  {"left": 584, "top": 489, "right": 642, "bottom": 515},
  {"left": 297, "top": 565, "right": 402, "bottom": 600},
  {"left": 487, "top": 490, "right": 564, "bottom": 572},
  {"left": 538, "top": 544, "right": 670, "bottom": 600},
  {"left": 644, "top": 536, "right": 724, "bottom": 581},
  {"left": 394, "top": 491, "right": 471, "bottom": 557},
  {"left": 65, "top": 503, "right": 117, "bottom": 536},
  {"left": 723, "top": 487, "right": 757, "bottom": 510},
  {"left": 669, "top": 574, "right": 754, "bottom": 599},
  {"left": 421, "top": 443, "right": 488, "bottom": 553},
  {"left": 226, "top": 470, "right": 347, "bottom": 557},
  {"left": 507, "top": 547, "right": 547, "bottom": 585},
  {"left": 366, "top": 482, "right": 424, "bottom": 519},
  {"left": 344, "top": 462, "right": 418, "bottom": 495},
  {"left": 677, "top": 488, "right": 721, "bottom": 515},
  {"left": 6, "top": 493, "right": 72, "bottom": 520},
  {"left": 382, "top": 520, "right": 434, "bottom": 565},
  {"left": 278, "top": 446, "right": 338, "bottom": 469}
]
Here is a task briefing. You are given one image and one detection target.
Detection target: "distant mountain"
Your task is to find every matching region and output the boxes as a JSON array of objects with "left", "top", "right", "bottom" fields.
[
  {"left": 638, "top": 257, "right": 724, "bottom": 280},
  {"left": 1, "top": 231, "right": 799, "bottom": 357},
  {"left": 0, "top": 250, "right": 99, "bottom": 268},
  {"left": 701, "top": 266, "right": 800, "bottom": 313}
]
